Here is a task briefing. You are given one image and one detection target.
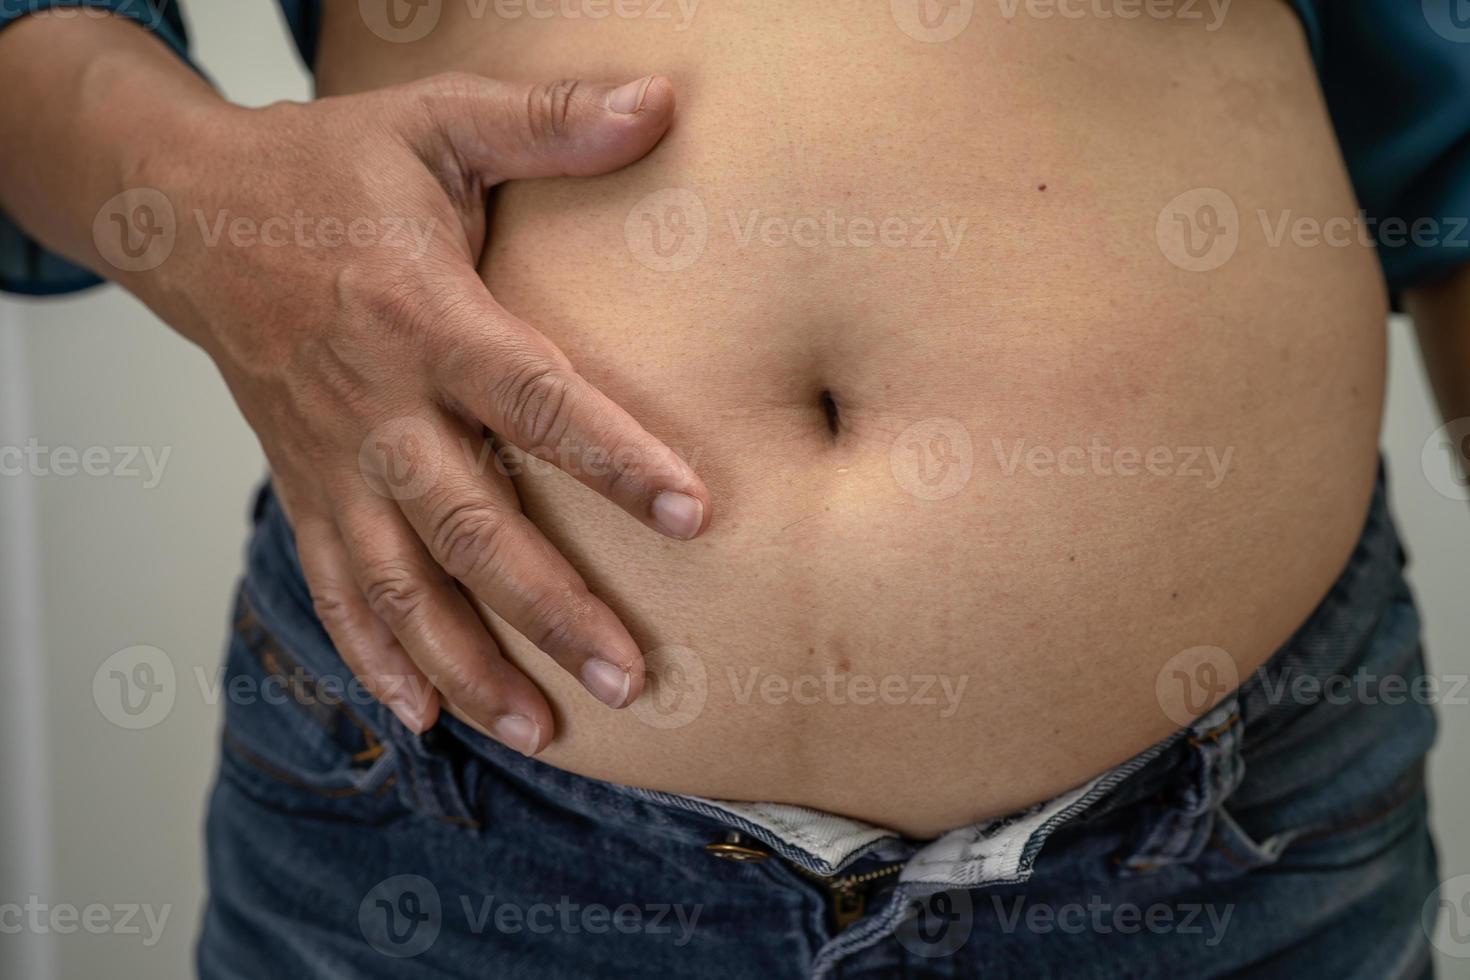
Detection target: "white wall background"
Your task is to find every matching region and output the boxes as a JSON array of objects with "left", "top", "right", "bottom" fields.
[{"left": 0, "top": 3, "right": 1467, "bottom": 977}]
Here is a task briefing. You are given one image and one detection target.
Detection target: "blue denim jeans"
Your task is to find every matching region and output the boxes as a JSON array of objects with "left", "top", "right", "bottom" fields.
[{"left": 197, "top": 468, "right": 1440, "bottom": 979}]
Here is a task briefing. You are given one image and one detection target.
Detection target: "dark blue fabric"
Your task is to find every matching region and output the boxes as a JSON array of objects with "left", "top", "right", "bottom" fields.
[
  {"left": 2, "top": 0, "right": 1469, "bottom": 297},
  {"left": 275, "top": 0, "right": 319, "bottom": 71},
  {"left": 192, "top": 469, "right": 1440, "bottom": 978},
  {"left": 1307, "top": 1, "right": 1470, "bottom": 294}
]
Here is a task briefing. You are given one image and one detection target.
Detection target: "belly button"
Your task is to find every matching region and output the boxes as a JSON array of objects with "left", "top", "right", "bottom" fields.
[{"left": 818, "top": 389, "right": 841, "bottom": 437}]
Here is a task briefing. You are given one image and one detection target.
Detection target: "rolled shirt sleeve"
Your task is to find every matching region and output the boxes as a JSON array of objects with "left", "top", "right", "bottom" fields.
[{"left": 1300, "top": 0, "right": 1470, "bottom": 295}]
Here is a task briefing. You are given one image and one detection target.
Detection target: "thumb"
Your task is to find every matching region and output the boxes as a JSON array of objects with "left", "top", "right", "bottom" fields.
[{"left": 403, "top": 73, "right": 676, "bottom": 184}]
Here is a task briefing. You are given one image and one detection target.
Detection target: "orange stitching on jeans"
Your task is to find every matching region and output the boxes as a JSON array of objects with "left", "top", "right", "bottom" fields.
[
  {"left": 224, "top": 730, "right": 397, "bottom": 800},
  {"left": 1186, "top": 713, "right": 1240, "bottom": 747},
  {"left": 1291, "top": 766, "right": 1425, "bottom": 845},
  {"left": 236, "top": 592, "right": 386, "bottom": 767},
  {"left": 1208, "top": 827, "right": 1262, "bottom": 869}
]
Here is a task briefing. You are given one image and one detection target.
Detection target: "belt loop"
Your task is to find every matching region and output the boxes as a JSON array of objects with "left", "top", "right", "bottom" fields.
[
  {"left": 382, "top": 722, "right": 483, "bottom": 830},
  {"left": 1115, "top": 696, "right": 1244, "bottom": 874}
]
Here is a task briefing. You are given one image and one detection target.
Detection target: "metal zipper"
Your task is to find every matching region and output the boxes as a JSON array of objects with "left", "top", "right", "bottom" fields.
[{"left": 793, "top": 862, "right": 904, "bottom": 932}]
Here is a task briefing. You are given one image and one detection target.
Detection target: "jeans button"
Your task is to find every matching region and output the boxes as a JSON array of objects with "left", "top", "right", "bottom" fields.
[{"left": 705, "top": 831, "right": 771, "bottom": 863}]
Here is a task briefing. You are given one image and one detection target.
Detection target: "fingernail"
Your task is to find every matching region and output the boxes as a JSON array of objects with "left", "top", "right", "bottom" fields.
[
  {"left": 581, "top": 658, "right": 632, "bottom": 708},
  {"left": 493, "top": 714, "right": 543, "bottom": 755},
  {"left": 607, "top": 76, "right": 653, "bottom": 114},
  {"left": 387, "top": 700, "right": 429, "bottom": 734},
  {"left": 652, "top": 491, "right": 704, "bottom": 540}
]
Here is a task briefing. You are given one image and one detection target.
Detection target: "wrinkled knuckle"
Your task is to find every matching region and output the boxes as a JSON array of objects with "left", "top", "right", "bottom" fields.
[
  {"left": 308, "top": 587, "right": 355, "bottom": 634},
  {"left": 524, "top": 586, "right": 596, "bottom": 654},
  {"left": 361, "top": 561, "right": 429, "bottom": 628},
  {"left": 429, "top": 658, "right": 497, "bottom": 709},
  {"left": 599, "top": 444, "right": 653, "bottom": 499},
  {"left": 525, "top": 79, "right": 581, "bottom": 142},
  {"left": 429, "top": 499, "right": 512, "bottom": 582},
  {"left": 493, "top": 361, "right": 576, "bottom": 450}
]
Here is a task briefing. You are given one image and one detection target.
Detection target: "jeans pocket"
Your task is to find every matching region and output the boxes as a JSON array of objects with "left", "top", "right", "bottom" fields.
[
  {"left": 1214, "top": 764, "right": 1429, "bottom": 875},
  {"left": 1116, "top": 685, "right": 1432, "bottom": 883},
  {"left": 217, "top": 587, "right": 404, "bottom": 820}
]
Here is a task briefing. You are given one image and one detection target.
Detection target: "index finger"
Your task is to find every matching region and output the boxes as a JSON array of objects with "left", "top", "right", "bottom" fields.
[{"left": 431, "top": 288, "right": 711, "bottom": 540}]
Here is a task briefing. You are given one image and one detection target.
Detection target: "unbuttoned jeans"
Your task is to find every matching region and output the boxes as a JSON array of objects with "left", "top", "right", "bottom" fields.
[{"left": 197, "top": 468, "right": 1442, "bottom": 979}]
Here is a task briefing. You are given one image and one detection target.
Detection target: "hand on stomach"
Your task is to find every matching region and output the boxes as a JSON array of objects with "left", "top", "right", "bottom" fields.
[{"left": 316, "top": 0, "right": 1386, "bottom": 835}]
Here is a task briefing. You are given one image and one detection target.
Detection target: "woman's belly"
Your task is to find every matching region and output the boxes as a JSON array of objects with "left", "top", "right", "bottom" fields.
[{"left": 316, "top": 0, "right": 1386, "bottom": 836}]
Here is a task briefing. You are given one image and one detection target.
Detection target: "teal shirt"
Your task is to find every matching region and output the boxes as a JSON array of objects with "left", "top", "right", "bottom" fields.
[{"left": 2, "top": 0, "right": 1468, "bottom": 296}]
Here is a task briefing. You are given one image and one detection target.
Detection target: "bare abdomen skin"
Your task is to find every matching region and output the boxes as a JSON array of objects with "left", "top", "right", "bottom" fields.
[{"left": 315, "top": 0, "right": 1385, "bottom": 836}]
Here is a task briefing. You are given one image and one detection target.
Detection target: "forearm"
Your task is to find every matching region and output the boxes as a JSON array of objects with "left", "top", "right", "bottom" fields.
[
  {"left": 0, "top": 12, "right": 227, "bottom": 312},
  {"left": 1406, "top": 265, "right": 1470, "bottom": 426}
]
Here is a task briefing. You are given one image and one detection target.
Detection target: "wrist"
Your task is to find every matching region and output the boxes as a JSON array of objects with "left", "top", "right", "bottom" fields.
[
  {"left": 0, "top": 12, "right": 231, "bottom": 308},
  {"left": 103, "top": 100, "right": 254, "bottom": 327},
  {"left": 80, "top": 39, "right": 239, "bottom": 314}
]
